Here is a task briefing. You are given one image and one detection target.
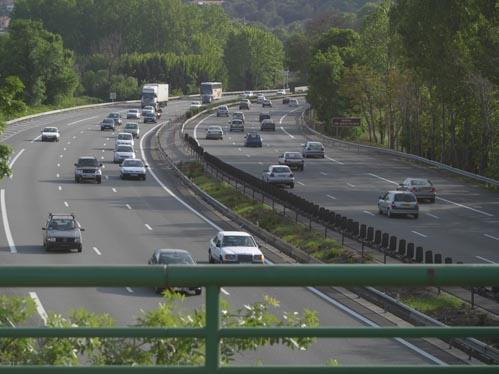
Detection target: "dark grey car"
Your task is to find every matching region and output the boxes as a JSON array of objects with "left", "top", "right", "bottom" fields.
[
  {"left": 42, "top": 213, "right": 84, "bottom": 252},
  {"left": 378, "top": 191, "right": 419, "bottom": 218},
  {"left": 397, "top": 178, "right": 436, "bottom": 203}
]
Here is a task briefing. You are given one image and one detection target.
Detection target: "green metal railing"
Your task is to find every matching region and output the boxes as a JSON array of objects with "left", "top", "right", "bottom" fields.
[{"left": 1, "top": 264, "right": 499, "bottom": 373}]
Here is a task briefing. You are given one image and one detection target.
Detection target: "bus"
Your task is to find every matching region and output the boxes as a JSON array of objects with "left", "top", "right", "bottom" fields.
[{"left": 200, "top": 82, "right": 223, "bottom": 101}]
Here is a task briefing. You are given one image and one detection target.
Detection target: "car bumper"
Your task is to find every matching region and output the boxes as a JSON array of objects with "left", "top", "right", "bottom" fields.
[
  {"left": 206, "top": 134, "right": 223, "bottom": 139},
  {"left": 303, "top": 151, "right": 324, "bottom": 157},
  {"left": 414, "top": 193, "right": 436, "bottom": 200},
  {"left": 392, "top": 208, "right": 419, "bottom": 215},
  {"left": 144, "top": 118, "right": 157, "bottom": 123},
  {"left": 122, "top": 172, "right": 146, "bottom": 179},
  {"left": 42, "top": 136, "right": 59, "bottom": 141}
]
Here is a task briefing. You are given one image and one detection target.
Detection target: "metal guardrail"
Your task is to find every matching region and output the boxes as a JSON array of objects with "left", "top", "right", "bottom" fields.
[
  {"left": 1, "top": 265, "right": 499, "bottom": 373},
  {"left": 301, "top": 115, "right": 499, "bottom": 187}
]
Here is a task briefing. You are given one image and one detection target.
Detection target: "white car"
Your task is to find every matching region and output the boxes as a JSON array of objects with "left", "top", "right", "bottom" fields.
[
  {"left": 113, "top": 145, "right": 136, "bottom": 164},
  {"left": 256, "top": 94, "right": 266, "bottom": 104},
  {"left": 41, "top": 127, "right": 60, "bottom": 142},
  {"left": 123, "top": 122, "right": 140, "bottom": 138},
  {"left": 190, "top": 101, "right": 202, "bottom": 110},
  {"left": 262, "top": 165, "right": 295, "bottom": 188},
  {"left": 302, "top": 141, "right": 325, "bottom": 158},
  {"left": 126, "top": 109, "right": 141, "bottom": 119},
  {"left": 209, "top": 231, "right": 264, "bottom": 264},
  {"left": 206, "top": 126, "right": 223, "bottom": 140},
  {"left": 276, "top": 89, "right": 286, "bottom": 95},
  {"left": 142, "top": 106, "right": 155, "bottom": 116},
  {"left": 289, "top": 98, "right": 299, "bottom": 107},
  {"left": 239, "top": 91, "right": 254, "bottom": 99},
  {"left": 115, "top": 133, "right": 134, "bottom": 148},
  {"left": 119, "top": 158, "right": 147, "bottom": 180}
]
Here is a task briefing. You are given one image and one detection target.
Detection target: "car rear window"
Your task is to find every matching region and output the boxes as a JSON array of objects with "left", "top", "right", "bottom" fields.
[
  {"left": 394, "top": 194, "right": 416, "bottom": 202},
  {"left": 273, "top": 167, "right": 290, "bottom": 173},
  {"left": 286, "top": 153, "right": 302, "bottom": 159}
]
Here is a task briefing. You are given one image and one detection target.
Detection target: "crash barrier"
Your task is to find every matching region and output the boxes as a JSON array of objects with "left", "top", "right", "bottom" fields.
[
  {"left": 1, "top": 264, "right": 499, "bottom": 373},
  {"left": 183, "top": 134, "right": 499, "bottom": 305}
]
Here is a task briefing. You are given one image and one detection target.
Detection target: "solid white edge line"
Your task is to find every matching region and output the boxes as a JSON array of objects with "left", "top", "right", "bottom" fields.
[
  {"left": 306, "top": 286, "right": 447, "bottom": 366},
  {"left": 412, "top": 231, "right": 427, "bottom": 238},
  {"left": 66, "top": 116, "right": 98, "bottom": 126},
  {"left": 325, "top": 156, "right": 344, "bottom": 165},
  {"left": 280, "top": 126, "right": 295, "bottom": 139},
  {"left": 363, "top": 210, "right": 375, "bottom": 216},
  {"left": 484, "top": 234, "right": 499, "bottom": 241},
  {"left": 8, "top": 148, "right": 25, "bottom": 169},
  {"left": 93, "top": 247, "right": 102, "bottom": 255},
  {"left": 29, "top": 292, "right": 48, "bottom": 325},
  {"left": 140, "top": 123, "right": 223, "bottom": 232},
  {"left": 1, "top": 189, "right": 17, "bottom": 253},
  {"left": 31, "top": 135, "right": 42, "bottom": 143},
  {"left": 476, "top": 256, "right": 496, "bottom": 264},
  {"left": 193, "top": 113, "right": 215, "bottom": 141}
]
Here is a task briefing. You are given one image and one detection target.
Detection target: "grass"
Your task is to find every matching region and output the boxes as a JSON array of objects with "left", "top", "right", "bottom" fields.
[
  {"left": 401, "top": 293, "right": 465, "bottom": 314},
  {"left": 182, "top": 161, "right": 360, "bottom": 263}
]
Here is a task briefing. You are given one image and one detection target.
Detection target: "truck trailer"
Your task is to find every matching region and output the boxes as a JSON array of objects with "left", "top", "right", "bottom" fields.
[{"left": 141, "top": 84, "right": 169, "bottom": 109}]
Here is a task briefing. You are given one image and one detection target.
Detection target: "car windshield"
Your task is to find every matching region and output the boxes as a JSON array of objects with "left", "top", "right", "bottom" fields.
[
  {"left": 118, "top": 134, "right": 132, "bottom": 140},
  {"left": 43, "top": 128, "right": 57, "bottom": 132},
  {"left": 410, "top": 179, "right": 431, "bottom": 186},
  {"left": 273, "top": 167, "right": 290, "bottom": 173},
  {"left": 123, "top": 160, "right": 143, "bottom": 167},
  {"left": 308, "top": 142, "right": 322, "bottom": 147},
  {"left": 78, "top": 158, "right": 98, "bottom": 166},
  {"left": 117, "top": 146, "right": 133, "bottom": 152},
  {"left": 125, "top": 123, "right": 137, "bottom": 129},
  {"left": 103, "top": 119, "right": 114, "bottom": 123},
  {"left": 394, "top": 194, "right": 416, "bottom": 202},
  {"left": 248, "top": 134, "right": 259, "bottom": 139},
  {"left": 222, "top": 235, "right": 256, "bottom": 247},
  {"left": 108, "top": 113, "right": 119, "bottom": 118},
  {"left": 286, "top": 153, "right": 302, "bottom": 159},
  {"left": 208, "top": 127, "right": 221, "bottom": 131},
  {"left": 158, "top": 253, "right": 195, "bottom": 264},
  {"left": 49, "top": 219, "right": 75, "bottom": 230}
]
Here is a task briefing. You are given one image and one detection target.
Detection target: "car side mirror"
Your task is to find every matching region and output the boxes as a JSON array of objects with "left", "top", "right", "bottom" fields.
[
  {"left": 80, "top": 228, "right": 85, "bottom": 231},
  {"left": 145, "top": 165, "right": 149, "bottom": 168},
  {"left": 398, "top": 183, "right": 403, "bottom": 186},
  {"left": 216, "top": 243, "right": 221, "bottom": 248},
  {"left": 74, "top": 163, "right": 77, "bottom": 166},
  {"left": 379, "top": 196, "right": 383, "bottom": 199},
  {"left": 300, "top": 144, "right": 305, "bottom": 147},
  {"left": 42, "top": 227, "right": 46, "bottom": 230},
  {"left": 99, "top": 164, "right": 103, "bottom": 167}
]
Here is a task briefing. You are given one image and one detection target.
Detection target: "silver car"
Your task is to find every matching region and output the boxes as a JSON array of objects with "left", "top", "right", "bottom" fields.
[
  {"left": 378, "top": 191, "right": 419, "bottom": 218},
  {"left": 123, "top": 122, "right": 140, "bottom": 138},
  {"left": 206, "top": 126, "right": 223, "bottom": 140},
  {"left": 302, "top": 141, "right": 325, "bottom": 158},
  {"left": 262, "top": 165, "right": 295, "bottom": 188},
  {"left": 397, "top": 178, "right": 436, "bottom": 203},
  {"left": 114, "top": 145, "right": 136, "bottom": 164}
]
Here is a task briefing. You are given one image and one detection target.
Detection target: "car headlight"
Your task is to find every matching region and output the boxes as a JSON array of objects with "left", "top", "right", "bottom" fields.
[
  {"left": 74, "top": 238, "right": 81, "bottom": 243},
  {"left": 75, "top": 169, "right": 83, "bottom": 174},
  {"left": 223, "top": 254, "right": 237, "bottom": 261},
  {"left": 253, "top": 254, "right": 264, "bottom": 262},
  {"left": 47, "top": 238, "right": 56, "bottom": 242}
]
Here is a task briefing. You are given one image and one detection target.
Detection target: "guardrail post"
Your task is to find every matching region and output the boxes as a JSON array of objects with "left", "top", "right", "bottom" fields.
[
  {"left": 406, "top": 243, "right": 415, "bottom": 261},
  {"left": 360, "top": 224, "right": 366, "bottom": 239},
  {"left": 381, "top": 233, "right": 389, "bottom": 249},
  {"left": 425, "top": 250, "right": 433, "bottom": 264},
  {"left": 205, "top": 285, "right": 221, "bottom": 372},
  {"left": 367, "top": 227, "right": 374, "bottom": 243},
  {"left": 374, "top": 230, "right": 382, "bottom": 247},
  {"left": 389, "top": 236, "right": 397, "bottom": 253},
  {"left": 415, "top": 246, "right": 424, "bottom": 263},
  {"left": 435, "top": 253, "right": 442, "bottom": 263},
  {"left": 398, "top": 239, "right": 406, "bottom": 257},
  {"left": 445, "top": 257, "right": 453, "bottom": 264}
]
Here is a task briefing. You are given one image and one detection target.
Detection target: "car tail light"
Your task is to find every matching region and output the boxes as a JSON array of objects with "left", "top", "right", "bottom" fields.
[
  {"left": 431, "top": 187, "right": 436, "bottom": 193},
  {"left": 321, "top": 147, "right": 324, "bottom": 151},
  {"left": 391, "top": 202, "right": 396, "bottom": 209},
  {"left": 411, "top": 188, "right": 417, "bottom": 193},
  {"left": 306, "top": 147, "right": 310, "bottom": 150},
  {"left": 270, "top": 173, "right": 275, "bottom": 177},
  {"left": 290, "top": 173, "right": 294, "bottom": 177}
]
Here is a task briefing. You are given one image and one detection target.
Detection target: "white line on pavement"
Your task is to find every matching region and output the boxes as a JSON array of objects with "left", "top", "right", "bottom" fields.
[
  {"left": 29, "top": 292, "right": 48, "bottom": 325},
  {"left": 126, "top": 287, "right": 134, "bottom": 293},
  {"left": 112, "top": 188, "right": 117, "bottom": 193},
  {"left": 8, "top": 148, "right": 25, "bottom": 169},
  {"left": 326, "top": 194, "right": 336, "bottom": 200},
  {"left": 246, "top": 154, "right": 251, "bottom": 158},
  {"left": 64, "top": 201, "right": 69, "bottom": 207},
  {"left": 425, "top": 213, "right": 439, "bottom": 219},
  {"left": 60, "top": 154, "right": 63, "bottom": 158},
  {"left": 58, "top": 186, "right": 62, "bottom": 191},
  {"left": 325, "top": 156, "right": 344, "bottom": 165},
  {"left": 476, "top": 256, "right": 496, "bottom": 264},
  {"left": 347, "top": 183, "right": 355, "bottom": 188},
  {"left": 363, "top": 210, "right": 375, "bottom": 216},
  {"left": 126, "top": 204, "right": 132, "bottom": 210},
  {"left": 221, "top": 288, "right": 230, "bottom": 296},
  {"left": 368, "top": 173, "right": 398, "bottom": 185},
  {"left": 93, "top": 247, "right": 102, "bottom": 255},
  {"left": 237, "top": 148, "right": 242, "bottom": 151},
  {"left": 192, "top": 113, "right": 215, "bottom": 140},
  {"left": 258, "top": 162, "right": 263, "bottom": 165},
  {"left": 320, "top": 172, "right": 328, "bottom": 176},
  {"left": 297, "top": 181, "right": 305, "bottom": 186},
  {"left": 56, "top": 173, "right": 60, "bottom": 178},
  {"left": 412, "top": 231, "right": 427, "bottom": 238},
  {"left": 67, "top": 116, "right": 98, "bottom": 126},
  {"left": 104, "top": 175, "right": 109, "bottom": 179},
  {"left": 484, "top": 233, "right": 499, "bottom": 241},
  {"left": 1, "top": 189, "right": 17, "bottom": 253},
  {"left": 30, "top": 135, "right": 41, "bottom": 143},
  {"left": 145, "top": 224, "right": 153, "bottom": 231},
  {"left": 63, "top": 147, "right": 67, "bottom": 151},
  {"left": 280, "top": 126, "right": 295, "bottom": 139},
  {"left": 57, "top": 163, "right": 60, "bottom": 167}
]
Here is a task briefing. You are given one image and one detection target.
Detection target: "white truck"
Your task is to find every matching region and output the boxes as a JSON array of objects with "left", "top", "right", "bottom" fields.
[{"left": 141, "top": 83, "right": 169, "bottom": 109}]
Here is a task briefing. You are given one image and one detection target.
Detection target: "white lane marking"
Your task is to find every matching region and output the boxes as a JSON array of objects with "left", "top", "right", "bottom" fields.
[
  {"left": 192, "top": 113, "right": 215, "bottom": 140},
  {"left": 221, "top": 288, "right": 230, "bottom": 296},
  {"left": 58, "top": 186, "right": 62, "bottom": 191},
  {"left": 145, "top": 224, "right": 153, "bottom": 231},
  {"left": 297, "top": 181, "right": 305, "bottom": 186},
  {"left": 57, "top": 163, "right": 60, "bottom": 167},
  {"left": 412, "top": 231, "right": 427, "bottom": 238},
  {"left": 60, "top": 154, "right": 63, "bottom": 158},
  {"left": 306, "top": 286, "right": 447, "bottom": 366},
  {"left": 102, "top": 165, "right": 106, "bottom": 169},
  {"left": 232, "top": 142, "right": 236, "bottom": 145},
  {"left": 238, "top": 148, "right": 242, "bottom": 152},
  {"left": 126, "top": 287, "right": 134, "bottom": 293},
  {"left": 29, "top": 292, "right": 48, "bottom": 325},
  {"left": 73, "top": 136, "right": 77, "bottom": 139},
  {"left": 258, "top": 162, "right": 263, "bottom": 165},
  {"left": 102, "top": 149, "right": 105, "bottom": 153},
  {"left": 80, "top": 131, "right": 84, "bottom": 134},
  {"left": 64, "top": 201, "right": 69, "bottom": 207},
  {"left": 325, "top": 156, "right": 344, "bottom": 165},
  {"left": 425, "top": 213, "right": 439, "bottom": 219},
  {"left": 363, "top": 210, "right": 375, "bottom": 216},
  {"left": 93, "top": 247, "right": 102, "bottom": 255},
  {"left": 105, "top": 175, "right": 109, "bottom": 179},
  {"left": 347, "top": 183, "right": 355, "bottom": 188},
  {"left": 484, "top": 234, "right": 499, "bottom": 241},
  {"left": 103, "top": 143, "right": 106, "bottom": 146},
  {"left": 476, "top": 256, "right": 496, "bottom": 264},
  {"left": 246, "top": 154, "right": 251, "bottom": 158},
  {"left": 1, "top": 189, "right": 17, "bottom": 253},
  {"left": 368, "top": 173, "right": 494, "bottom": 217},
  {"left": 31, "top": 135, "right": 42, "bottom": 143},
  {"left": 112, "top": 188, "right": 117, "bottom": 193},
  {"left": 140, "top": 124, "right": 223, "bottom": 232},
  {"left": 101, "top": 156, "right": 104, "bottom": 160},
  {"left": 67, "top": 141, "right": 71, "bottom": 145},
  {"left": 8, "top": 148, "right": 25, "bottom": 168},
  {"left": 56, "top": 173, "right": 60, "bottom": 178},
  {"left": 320, "top": 172, "right": 328, "bottom": 176},
  {"left": 280, "top": 126, "right": 295, "bottom": 139},
  {"left": 326, "top": 194, "right": 336, "bottom": 200},
  {"left": 126, "top": 204, "right": 132, "bottom": 210},
  {"left": 67, "top": 116, "right": 98, "bottom": 126},
  {"left": 436, "top": 196, "right": 494, "bottom": 217},
  {"left": 63, "top": 147, "right": 67, "bottom": 151},
  {"left": 274, "top": 149, "right": 279, "bottom": 153}
]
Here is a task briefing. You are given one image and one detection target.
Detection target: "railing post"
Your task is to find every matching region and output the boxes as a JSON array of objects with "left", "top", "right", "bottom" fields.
[{"left": 205, "top": 285, "right": 221, "bottom": 372}]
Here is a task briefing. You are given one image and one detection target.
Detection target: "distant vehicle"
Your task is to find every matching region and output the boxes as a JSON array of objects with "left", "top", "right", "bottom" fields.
[
  {"left": 74, "top": 156, "right": 102, "bottom": 184},
  {"left": 397, "top": 178, "right": 436, "bottom": 203},
  {"left": 259, "top": 112, "right": 271, "bottom": 122},
  {"left": 142, "top": 106, "right": 155, "bottom": 116},
  {"left": 201, "top": 95, "right": 213, "bottom": 104},
  {"left": 115, "top": 132, "right": 134, "bottom": 148},
  {"left": 141, "top": 83, "right": 169, "bottom": 109},
  {"left": 208, "top": 231, "right": 264, "bottom": 264},
  {"left": 126, "top": 109, "right": 141, "bottom": 119},
  {"left": 276, "top": 89, "right": 286, "bottom": 95},
  {"left": 206, "top": 125, "right": 224, "bottom": 140},
  {"left": 42, "top": 213, "right": 84, "bottom": 253},
  {"left": 282, "top": 97, "right": 290, "bottom": 104},
  {"left": 40, "top": 127, "right": 60, "bottom": 142},
  {"left": 217, "top": 105, "right": 229, "bottom": 117},
  {"left": 278, "top": 151, "right": 304, "bottom": 171},
  {"left": 256, "top": 94, "right": 266, "bottom": 104},
  {"left": 302, "top": 141, "right": 325, "bottom": 158},
  {"left": 289, "top": 98, "right": 299, "bottom": 107},
  {"left": 200, "top": 81, "right": 222, "bottom": 100},
  {"left": 100, "top": 118, "right": 115, "bottom": 131},
  {"left": 123, "top": 122, "right": 140, "bottom": 138},
  {"left": 239, "top": 100, "right": 251, "bottom": 110},
  {"left": 229, "top": 119, "right": 244, "bottom": 132},
  {"left": 260, "top": 119, "right": 275, "bottom": 131},
  {"left": 262, "top": 99, "right": 272, "bottom": 108},
  {"left": 262, "top": 165, "right": 294, "bottom": 188},
  {"left": 148, "top": 249, "right": 202, "bottom": 295},
  {"left": 244, "top": 132, "right": 262, "bottom": 147},
  {"left": 106, "top": 112, "right": 122, "bottom": 126},
  {"left": 378, "top": 191, "right": 419, "bottom": 218},
  {"left": 190, "top": 101, "right": 202, "bottom": 110},
  {"left": 119, "top": 158, "right": 147, "bottom": 180},
  {"left": 114, "top": 145, "right": 136, "bottom": 164},
  {"left": 143, "top": 111, "right": 158, "bottom": 123},
  {"left": 239, "top": 91, "right": 254, "bottom": 99},
  {"left": 232, "top": 111, "right": 246, "bottom": 124}
]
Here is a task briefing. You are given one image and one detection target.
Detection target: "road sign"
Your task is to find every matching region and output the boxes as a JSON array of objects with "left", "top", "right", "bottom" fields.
[
  {"left": 332, "top": 118, "right": 361, "bottom": 127},
  {"left": 109, "top": 92, "right": 117, "bottom": 100}
]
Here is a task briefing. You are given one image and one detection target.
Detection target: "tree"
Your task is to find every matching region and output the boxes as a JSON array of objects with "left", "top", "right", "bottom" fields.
[{"left": 0, "top": 293, "right": 318, "bottom": 365}]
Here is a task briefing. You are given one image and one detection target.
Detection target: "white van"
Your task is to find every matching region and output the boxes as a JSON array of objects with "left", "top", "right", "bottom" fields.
[{"left": 289, "top": 98, "right": 299, "bottom": 107}]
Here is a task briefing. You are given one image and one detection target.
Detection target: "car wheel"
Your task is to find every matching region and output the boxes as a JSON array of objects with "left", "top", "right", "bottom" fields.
[
  {"left": 75, "top": 176, "right": 81, "bottom": 183},
  {"left": 142, "top": 175, "right": 146, "bottom": 181},
  {"left": 77, "top": 246, "right": 82, "bottom": 253},
  {"left": 414, "top": 214, "right": 419, "bottom": 219},
  {"left": 290, "top": 183, "right": 294, "bottom": 189},
  {"left": 321, "top": 155, "right": 325, "bottom": 158},
  {"left": 378, "top": 206, "right": 383, "bottom": 215},
  {"left": 120, "top": 174, "right": 124, "bottom": 179},
  {"left": 96, "top": 177, "right": 102, "bottom": 184},
  {"left": 208, "top": 250, "right": 215, "bottom": 264},
  {"left": 219, "top": 256, "right": 224, "bottom": 264},
  {"left": 430, "top": 198, "right": 436, "bottom": 203}
]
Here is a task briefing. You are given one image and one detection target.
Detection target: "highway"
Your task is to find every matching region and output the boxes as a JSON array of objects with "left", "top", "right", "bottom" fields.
[
  {"left": 0, "top": 98, "right": 467, "bottom": 366},
  {"left": 186, "top": 98, "right": 499, "bottom": 265}
]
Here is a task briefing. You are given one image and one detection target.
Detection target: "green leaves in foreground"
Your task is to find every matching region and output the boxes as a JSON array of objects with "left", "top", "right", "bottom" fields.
[{"left": 0, "top": 293, "right": 318, "bottom": 366}]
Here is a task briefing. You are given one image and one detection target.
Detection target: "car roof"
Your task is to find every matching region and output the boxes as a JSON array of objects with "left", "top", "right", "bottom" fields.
[
  {"left": 78, "top": 156, "right": 97, "bottom": 160},
  {"left": 270, "top": 164, "right": 290, "bottom": 168},
  {"left": 128, "top": 109, "right": 139, "bottom": 111},
  {"left": 155, "top": 248, "right": 191, "bottom": 255},
  {"left": 284, "top": 151, "right": 302, "bottom": 156},
  {"left": 117, "top": 132, "right": 132, "bottom": 137},
  {"left": 218, "top": 231, "right": 252, "bottom": 237}
]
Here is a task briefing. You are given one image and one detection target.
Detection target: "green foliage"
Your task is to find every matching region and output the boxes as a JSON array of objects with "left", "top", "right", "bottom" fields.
[
  {"left": 402, "top": 293, "right": 465, "bottom": 314},
  {"left": 0, "top": 294, "right": 318, "bottom": 365}
]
